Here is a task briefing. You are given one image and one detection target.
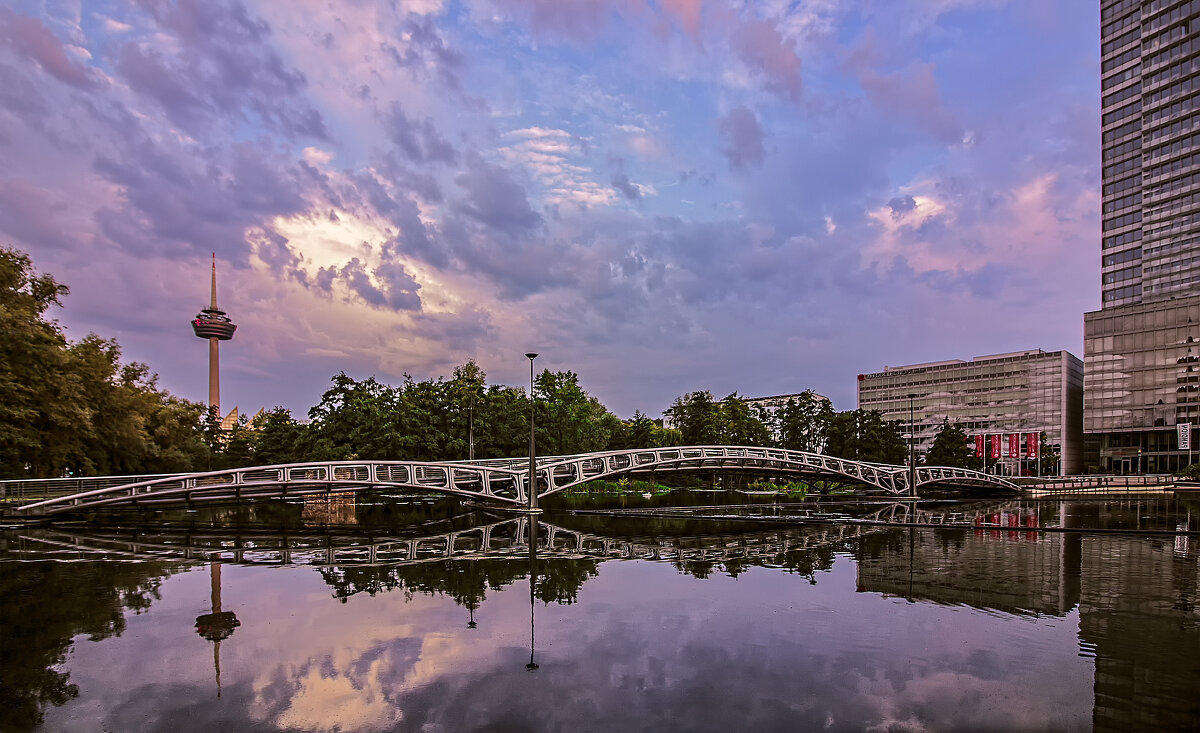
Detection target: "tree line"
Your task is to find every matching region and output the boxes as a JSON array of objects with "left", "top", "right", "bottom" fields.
[{"left": 3, "top": 246, "right": 996, "bottom": 479}]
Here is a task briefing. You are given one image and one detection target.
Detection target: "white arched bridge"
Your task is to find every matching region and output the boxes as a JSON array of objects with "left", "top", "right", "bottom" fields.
[{"left": 12, "top": 445, "right": 1020, "bottom": 516}]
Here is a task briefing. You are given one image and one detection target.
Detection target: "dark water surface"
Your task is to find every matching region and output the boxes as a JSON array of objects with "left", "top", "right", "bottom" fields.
[{"left": 2, "top": 495, "right": 1199, "bottom": 732}]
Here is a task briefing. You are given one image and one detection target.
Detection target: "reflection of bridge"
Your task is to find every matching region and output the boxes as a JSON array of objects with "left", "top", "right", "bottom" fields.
[
  {"left": 13, "top": 446, "right": 1019, "bottom": 516},
  {"left": 6, "top": 516, "right": 887, "bottom": 568}
]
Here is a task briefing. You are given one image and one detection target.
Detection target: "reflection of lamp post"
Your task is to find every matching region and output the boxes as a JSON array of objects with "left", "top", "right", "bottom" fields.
[
  {"left": 525, "top": 352, "right": 539, "bottom": 512},
  {"left": 907, "top": 393, "right": 918, "bottom": 497},
  {"left": 468, "top": 393, "right": 475, "bottom": 462},
  {"left": 526, "top": 516, "right": 539, "bottom": 672}
]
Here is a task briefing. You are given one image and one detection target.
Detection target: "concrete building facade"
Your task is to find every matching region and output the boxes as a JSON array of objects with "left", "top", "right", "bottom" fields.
[
  {"left": 1084, "top": 1, "right": 1200, "bottom": 472},
  {"left": 857, "top": 350, "right": 1084, "bottom": 476}
]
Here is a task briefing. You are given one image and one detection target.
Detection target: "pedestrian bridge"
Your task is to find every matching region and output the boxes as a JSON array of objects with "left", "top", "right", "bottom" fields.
[{"left": 12, "top": 445, "right": 1019, "bottom": 516}]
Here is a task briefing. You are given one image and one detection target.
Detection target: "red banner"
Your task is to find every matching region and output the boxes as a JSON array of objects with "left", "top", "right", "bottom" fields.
[
  {"left": 1008, "top": 433, "right": 1019, "bottom": 458},
  {"left": 975, "top": 435, "right": 984, "bottom": 458},
  {"left": 1027, "top": 432, "right": 1039, "bottom": 459},
  {"left": 990, "top": 435, "right": 1001, "bottom": 459}
]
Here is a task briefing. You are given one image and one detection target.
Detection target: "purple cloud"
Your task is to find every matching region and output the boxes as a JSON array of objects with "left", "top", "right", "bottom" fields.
[{"left": 717, "top": 106, "right": 765, "bottom": 172}]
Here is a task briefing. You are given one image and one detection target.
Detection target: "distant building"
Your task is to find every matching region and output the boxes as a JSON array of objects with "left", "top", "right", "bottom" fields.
[
  {"left": 857, "top": 350, "right": 1084, "bottom": 476},
  {"left": 1083, "top": 4, "right": 1200, "bottom": 474}
]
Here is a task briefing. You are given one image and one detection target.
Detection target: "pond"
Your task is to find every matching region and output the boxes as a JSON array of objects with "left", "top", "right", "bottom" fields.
[{"left": 2, "top": 494, "right": 1198, "bottom": 732}]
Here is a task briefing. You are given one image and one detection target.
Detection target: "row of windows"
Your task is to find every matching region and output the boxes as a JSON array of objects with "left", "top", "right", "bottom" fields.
[
  {"left": 1145, "top": 169, "right": 1200, "bottom": 200},
  {"left": 1146, "top": 71, "right": 1200, "bottom": 107},
  {"left": 1104, "top": 246, "right": 1143, "bottom": 266},
  {"left": 1144, "top": 272, "right": 1200, "bottom": 294},
  {"left": 1104, "top": 265, "right": 1143, "bottom": 284},
  {"left": 1103, "top": 44, "right": 1142, "bottom": 73},
  {"left": 1105, "top": 26, "right": 1141, "bottom": 56},
  {"left": 1146, "top": 110, "right": 1196, "bottom": 143},
  {"left": 1145, "top": 0, "right": 1200, "bottom": 35},
  {"left": 1146, "top": 54, "right": 1200, "bottom": 90},
  {"left": 1144, "top": 188, "right": 1200, "bottom": 220},
  {"left": 1103, "top": 0, "right": 1139, "bottom": 23},
  {"left": 1144, "top": 20, "right": 1191, "bottom": 54},
  {"left": 1106, "top": 136, "right": 1143, "bottom": 162},
  {"left": 1105, "top": 155, "right": 1142, "bottom": 180},
  {"left": 1145, "top": 209, "right": 1200, "bottom": 237},
  {"left": 1104, "top": 63, "right": 1141, "bottom": 91},
  {"left": 1146, "top": 35, "right": 1200, "bottom": 70},
  {"left": 1102, "top": 9, "right": 1140, "bottom": 39},
  {"left": 1145, "top": 251, "right": 1200, "bottom": 275},
  {"left": 1105, "top": 210, "right": 1144, "bottom": 232},
  {"left": 1145, "top": 130, "right": 1196, "bottom": 162},
  {"left": 1104, "top": 118, "right": 1142, "bottom": 143},
  {"left": 1104, "top": 81, "right": 1142, "bottom": 110},
  {"left": 1106, "top": 99, "right": 1143, "bottom": 127},
  {"left": 1146, "top": 148, "right": 1200, "bottom": 179},
  {"left": 1104, "top": 174, "right": 1142, "bottom": 196},
  {"left": 1104, "top": 228, "right": 1143, "bottom": 250},
  {"left": 1105, "top": 191, "right": 1143, "bottom": 213},
  {"left": 1143, "top": 232, "right": 1200, "bottom": 258},
  {"left": 1146, "top": 91, "right": 1199, "bottom": 127},
  {"left": 1103, "top": 283, "right": 1144, "bottom": 302},
  {"left": 1106, "top": 137, "right": 1143, "bottom": 163}
]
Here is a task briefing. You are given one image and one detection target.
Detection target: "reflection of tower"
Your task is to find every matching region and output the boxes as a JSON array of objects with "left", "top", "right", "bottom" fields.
[
  {"left": 195, "top": 563, "right": 240, "bottom": 697},
  {"left": 191, "top": 254, "right": 237, "bottom": 412}
]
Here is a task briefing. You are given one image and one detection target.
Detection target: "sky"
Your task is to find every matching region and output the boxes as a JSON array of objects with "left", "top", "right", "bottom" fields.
[{"left": 0, "top": 0, "right": 1100, "bottom": 419}]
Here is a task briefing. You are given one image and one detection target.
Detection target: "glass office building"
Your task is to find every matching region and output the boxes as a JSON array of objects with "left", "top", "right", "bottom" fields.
[
  {"left": 857, "top": 350, "right": 1084, "bottom": 476},
  {"left": 1085, "top": 1, "right": 1200, "bottom": 472}
]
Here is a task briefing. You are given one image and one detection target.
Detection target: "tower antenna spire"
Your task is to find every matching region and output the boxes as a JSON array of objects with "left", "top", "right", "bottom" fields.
[{"left": 211, "top": 252, "right": 218, "bottom": 310}]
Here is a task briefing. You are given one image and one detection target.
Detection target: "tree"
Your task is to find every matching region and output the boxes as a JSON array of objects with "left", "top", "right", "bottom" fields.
[
  {"left": 824, "top": 409, "right": 907, "bottom": 464},
  {"left": 719, "top": 393, "right": 772, "bottom": 446},
  {"left": 251, "top": 407, "right": 308, "bottom": 465},
  {"left": 666, "top": 391, "right": 723, "bottom": 445},
  {"left": 924, "top": 419, "right": 977, "bottom": 469},
  {"left": 776, "top": 392, "right": 833, "bottom": 453}
]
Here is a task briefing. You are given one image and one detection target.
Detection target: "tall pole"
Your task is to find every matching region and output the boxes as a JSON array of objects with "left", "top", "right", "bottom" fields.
[
  {"left": 208, "top": 257, "right": 220, "bottom": 411},
  {"left": 907, "top": 393, "right": 918, "bottom": 497},
  {"left": 468, "top": 395, "right": 475, "bottom": 461},
  {"left": 525, "top": 353, "right": 539, "bottom": 511}
]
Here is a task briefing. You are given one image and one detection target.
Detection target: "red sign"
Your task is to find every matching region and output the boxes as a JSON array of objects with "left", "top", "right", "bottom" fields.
[
  {"left": 1027, "top": 432, "right": 1039, "bottom": 459},
  {"left": 975, "top": 435, "right": 984, "bottom": 458},
  {"left": 1008, "top": 433, "right": 1019, "bottom": 458},
  {"left": 990, "top": 435, "right": 1001, "bottom": 459}
]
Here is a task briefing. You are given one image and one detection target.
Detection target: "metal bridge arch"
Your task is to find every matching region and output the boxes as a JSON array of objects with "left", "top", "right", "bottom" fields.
[{"left": 13, "top": 446, "right": 1019, "bottom": 516}]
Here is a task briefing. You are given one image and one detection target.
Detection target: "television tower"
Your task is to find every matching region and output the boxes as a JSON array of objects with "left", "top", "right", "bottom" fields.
[{"left": 191, "top": 254, "right": 236, "bottom": 412}]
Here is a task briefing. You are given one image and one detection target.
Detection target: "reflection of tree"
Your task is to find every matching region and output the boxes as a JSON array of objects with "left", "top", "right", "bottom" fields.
[
  {"left": 0, "top": 561, "right": 179, "bottom": 731},
  {"left": 318, "top": 557, "right": 600, "bottom": 607}
]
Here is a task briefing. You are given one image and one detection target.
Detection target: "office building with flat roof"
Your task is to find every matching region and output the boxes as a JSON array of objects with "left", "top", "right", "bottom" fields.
[
  {"left": 858, "top": 350, "right": 1084, "bottom": 476},
  {"left": 1084, "top": 1, "right": 1200, "bottom": 472}
]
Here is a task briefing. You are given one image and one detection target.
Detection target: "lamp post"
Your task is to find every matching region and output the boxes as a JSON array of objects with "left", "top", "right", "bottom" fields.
[
  {"left": 907, "top": 393, "right": 918, "bottom": 498},
  {"left": 525, "top": 352, "right": 539, "bottom": 511}
]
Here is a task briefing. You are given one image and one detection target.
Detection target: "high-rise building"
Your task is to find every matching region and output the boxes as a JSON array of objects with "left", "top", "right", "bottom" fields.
[
  {"left": 857, "top": 350, "right": 1084, "bottom": 476},
  {"left": 191, "top": 255, "right": 236, "bottom": 413},
  {"left": 1084, "top": 1, "right": 1200, "bottom": 473}
]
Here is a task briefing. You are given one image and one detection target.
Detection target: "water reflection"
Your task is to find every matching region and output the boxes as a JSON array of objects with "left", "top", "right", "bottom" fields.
[{"left": 1, "top": 497, "right": 1198, "bottom": 731}]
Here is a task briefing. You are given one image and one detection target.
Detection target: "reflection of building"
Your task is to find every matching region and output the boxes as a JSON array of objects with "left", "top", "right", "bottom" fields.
[
  {"left": 1084, "top": 3, "right": 1200, "bottom": 473},
  {"left": 191, "top": 255, "right": 237, "bottom": 413},
  {"left": 194, "top": 563, "right": 239, "bottom": 697},
  {"left": 301, "top": 494, "right": 358, "bottom": 525},
  {"left": 1076, "top": 526, "right": 1200, "bottom": 731},
  {"left": 857, "top": 350, "right": 1084, "bottom": 475},
  {"left": 855, "top": 504, "right": 1080, "bottom": 616}
]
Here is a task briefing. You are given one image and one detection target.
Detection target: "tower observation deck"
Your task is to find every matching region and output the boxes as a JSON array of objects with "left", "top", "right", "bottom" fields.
[{"left": 192, "top": 254, "right": 236, "bottom": 411}]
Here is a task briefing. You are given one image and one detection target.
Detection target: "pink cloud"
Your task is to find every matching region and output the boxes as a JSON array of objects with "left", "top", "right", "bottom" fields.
[{"left": 0, "top": 9, "right": 95, "bottom": 88}]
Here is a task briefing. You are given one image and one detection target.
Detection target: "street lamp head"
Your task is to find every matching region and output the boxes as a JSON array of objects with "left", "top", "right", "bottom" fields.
[
  {"left": 525, "top": 352, "right": 538, "bottom": 360},
  {"left": 907, "top": 393, "right": 918, "bottom": 400}
]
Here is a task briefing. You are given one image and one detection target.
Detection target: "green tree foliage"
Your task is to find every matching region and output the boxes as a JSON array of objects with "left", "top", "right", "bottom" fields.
[
  {"left": 924, "top": 419, "right": 977, "bottom": 469},
  {"left": 0, "top": 247, "right": 207, "bottom": 478},
  {"left": 824, "top": 409, "right": 907, "bottom": 464},
  {"left": 719, "top": 393, "right": 772, "bottom": 446},
  {"left": 534, "top": 369, "right": 616, "bottom": 455},
  {"left": 775, "top": 391, "right": 833, "bottom": 453},
  {"left": 666, "top": 391, "right": 724, "bottom": 445}
]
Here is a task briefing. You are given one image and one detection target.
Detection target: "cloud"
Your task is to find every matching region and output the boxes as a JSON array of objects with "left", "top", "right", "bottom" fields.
[
  {"left": 717, "top": 106, "right": 765, "bottom": 172},
  {"left": 729, "top": 18, "right": 803, "bottom": 102},
  {"left": 0, "top": 8, "right": 96, "bottom": 89}
]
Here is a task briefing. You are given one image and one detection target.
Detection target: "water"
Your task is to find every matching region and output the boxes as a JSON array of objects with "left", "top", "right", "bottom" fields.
[{"left": 2, "top": 495, "right": 1198, "bottom": 732}]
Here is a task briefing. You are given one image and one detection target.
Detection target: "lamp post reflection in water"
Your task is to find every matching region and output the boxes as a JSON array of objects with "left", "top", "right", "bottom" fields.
[
  {"left": 195, "top": 562, "right": 239, "bottom": 697},
  {"left": 526, "top": 516, "right": 539, "bottom": 672}
]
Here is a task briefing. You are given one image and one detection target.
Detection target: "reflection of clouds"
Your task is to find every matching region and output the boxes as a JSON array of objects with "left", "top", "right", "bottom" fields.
[
  {"left": 273, "top": 661, "right": 402, "bottom": 732},
  {"left": 43, "top": 555, "right": 1093, "bottom": 732}
]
